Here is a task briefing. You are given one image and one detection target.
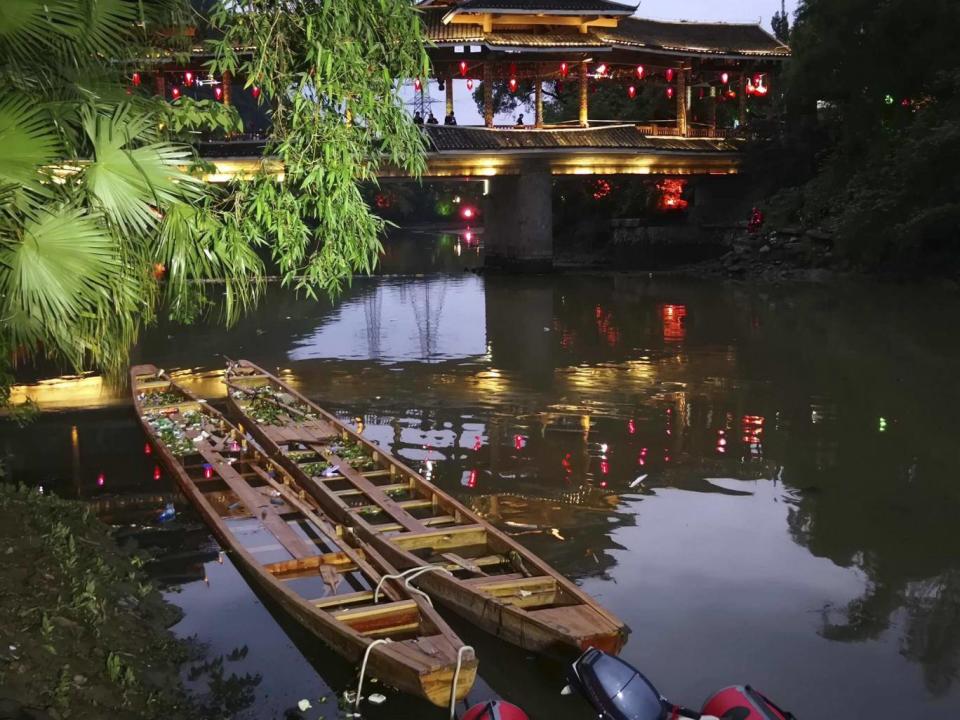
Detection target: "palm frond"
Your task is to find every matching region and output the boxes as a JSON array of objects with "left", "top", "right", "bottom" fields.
[
  {"left": 0, "top": 0, "right": 84, "bottom": 64},
  {"left": 81, "top": 104, "right": 204, "bottom": 234},
  {"left": 0, "top": 207, "right": 119, "bottom": 359},
  {"left": 79, "top": 0, "right": 140, "bottom": 56},
  {"left": 0, "top": 93, "right": 60, "bottom": 200}
]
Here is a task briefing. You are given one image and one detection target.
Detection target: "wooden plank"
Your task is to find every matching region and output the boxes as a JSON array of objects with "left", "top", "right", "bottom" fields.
[
  {"left": 376, "top": 515, "right": 458, "bottom": 534},
  {"left": 333, "top": 600, "right": 421, "bottom": 635},
  {"left": 441, "top": 553, "right": 485, "bottom": 575},
  {"left": 352, "top": 498, "right": 433, "bottom": 514},
  {"left": 310, "top": 591, "right": 375, "bottom": 609},
  {"left": 332, "top": 599, "right": 417, "bottom": 622},
  {"left": 264, "top": 551, "right": 358, "bottom": 577},
  {"left": 335, "top": 481, "right": 407, "bottom": 497},
  {"left": 391, "top": 525, "right": 486, "bottom": 552},
  {"left": 195, "top": 444, "right": 316, "bottom": 560},
  {"left": 317, "top": 448, "right": 430, "bottom": 534}
]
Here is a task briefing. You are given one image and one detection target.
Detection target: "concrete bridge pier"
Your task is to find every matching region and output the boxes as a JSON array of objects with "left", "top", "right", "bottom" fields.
[{"left": 483, "top": 161, "right": 553, "bottom": 272}]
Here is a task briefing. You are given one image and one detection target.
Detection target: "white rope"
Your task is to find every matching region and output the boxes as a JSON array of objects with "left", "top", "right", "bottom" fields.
[
  {"left": 355, "top": 638, "right": 392, "bottom": 710},
  {"left": 449, "top": 645, "right": 474, "bottom": 720},
  {"left": 372, "top": 564, "right": 452, "bottom": 604},
  {"left": 402, "top": 565, "right": 454, "bottom": 607},
  {"left": 372, "top": 566, "right": 428, "bottom": 604}
]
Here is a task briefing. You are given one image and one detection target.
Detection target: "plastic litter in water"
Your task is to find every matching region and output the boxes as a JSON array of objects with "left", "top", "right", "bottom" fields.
[
  {"left": 157, "top": 502, "right": 176, "bottom": 523},
  {"left": 368, "top": 693, "right": 387, "bottom": 705},
  {"left": 630, "top": 474, "right": 648, "bottom": 488},
  {"left": 297, "top": 699, "right": 312, "bottom": 712}
]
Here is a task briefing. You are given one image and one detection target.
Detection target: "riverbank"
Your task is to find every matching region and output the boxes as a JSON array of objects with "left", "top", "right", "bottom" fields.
[{"left": 0, "top": 484, "right": 194, "bottom": 720}]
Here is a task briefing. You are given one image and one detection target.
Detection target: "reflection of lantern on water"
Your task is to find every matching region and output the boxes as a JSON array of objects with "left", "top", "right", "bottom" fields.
[
  {"left": 741, "top": 415, "right": 764, "bottom": 458},
  {"left": 473, "top": 435, "right": 482, "bottom": 451},
  {"left": 628, "top": 419, "right": 636, "bottom": 434},
  {"left": 153, "top": 465, "right": 162, "bottom": 481},
  {"left": 97, "top": 472, "right": 105, "bottom": 487},
  {"left": 660, "top": 304, "right": 687, "bottom": 341},
  {"left": 203, "top": 464, "right": 213, "bottom": 479},
  {"left": 513, "top": 434, "right": 526, "bottom": 450},
  {"left": 716, "top": 429, "right": 727, "bottom": 454},
  {"left": 144, "top": 442, "right": 152, "bottom": 455},
  {"left": 462, "top": 469, "right": 478, "bottom": 489}
]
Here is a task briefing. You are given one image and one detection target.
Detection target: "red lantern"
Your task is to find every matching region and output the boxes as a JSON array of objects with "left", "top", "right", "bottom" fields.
[
  {"left": 636, "top": 65, "right": 645, "bottom": 79},
  {"left": 171, "top": 86, "right": 180, "bottom": 100},
  {"left": 508, "top": 77, "right": 518, "bottom": 93},
  {"left": 214, "top": 86, "right": 222, "bottom": 100},
  {"left": 184, "top": 71, "right": 194, "bottom": 87},
  {"left": 466, "top": 78, "right": 474, "bottom": 91},
  {"left": 628, "top": 85, "right": 637, "bottom": 99},
  {"left": 459, "top": 60, "right": 468, "bottom": 77},
  {"left": 746, "top": 77, "right": 756, "bottom": 95},
  {"left": 596, "top": 63, "right": 607, "bottom": 77},
  {"left": 666, "top": 68, "right": 675, "bottom": 83},
  {"left": 721, "top": 72, "right": 730, "bottom": 85},
  {"left": 414, "top": 78, "right": 422, "bottom": 92},
  {"left": 754, "top": 75, "right": 769, "bottom": 96},
  {"left": 97, "top": 472, "right": 105, "bottom": 487},
  {"left": 132, "top": 71, "right": 141, "bottom": 86},
  {"left": 153, "top": 465, "right": 162, "bottom": 481},
  {"left": 666, "top": 86, "right": 674, "bottom": 99},
  {"left": 144, "top": 442, "right": 152, "bottom": 455},
  {"left": 252, "top": 85, "right": 261, "bottom": 99},
  {"left": 560, "top": 61, "right": 569, "bottom": 78}
]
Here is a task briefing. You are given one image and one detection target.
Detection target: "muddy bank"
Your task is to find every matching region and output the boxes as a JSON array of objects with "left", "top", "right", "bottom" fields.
[{"left": 0, "top": 484, "right": 192, "bottom": 720}]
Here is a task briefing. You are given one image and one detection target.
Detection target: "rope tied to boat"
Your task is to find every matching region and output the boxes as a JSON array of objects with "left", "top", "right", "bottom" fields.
[
  {"left": 372, "top": 564, "right": 453, "bottom": 607},
  {"left": 449, "top": 644, "right": 474, "bottom": 720},
  {"left": 355, "top": 638, "right": 392, "bottom": 710}
]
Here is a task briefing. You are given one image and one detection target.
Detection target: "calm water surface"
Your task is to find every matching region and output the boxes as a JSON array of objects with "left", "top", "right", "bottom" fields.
[{"left": 3, "top": 234, "right": 960, "bottom": 719}]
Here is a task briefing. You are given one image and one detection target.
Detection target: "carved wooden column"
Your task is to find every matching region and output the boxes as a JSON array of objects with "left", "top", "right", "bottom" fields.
[
  {"left": 738, "top": 71, "right": 747, "bottom": 127},
  {"left": 534, "top": 67, "right": 544, "bottom": 128},
  {"left": 578, "top": 59, "right": 589, "bottom": 127},
  {"left": 222, "top": 70, "right": 232, "bottom": 106},
  {"left": 676, "top": 67, "right": 688, "bottom": 136},
  {"left": 707, "top": 86, "right": 718, "bottom": 136},
  {"left": 483, "top": 63, "right": 494, "bottom": 127},
  {"left": 155, "top": 71, "right": 166, "bottom": 99},
  {"left": 445, "top": 76, "right": 454, "bottom": 117}
]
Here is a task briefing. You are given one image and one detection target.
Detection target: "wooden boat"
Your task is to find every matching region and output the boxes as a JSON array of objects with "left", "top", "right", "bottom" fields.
[
  {"left": 224, "top": 360, "right": 629, "bottom": 658},
  {"left": 130, "top": 365, "right": 477, "bottom": 707}
]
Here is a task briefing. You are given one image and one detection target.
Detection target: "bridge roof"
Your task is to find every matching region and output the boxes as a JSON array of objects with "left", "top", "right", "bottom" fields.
[
  {"left": 421, "top": 125, "right": 740, "bottom": 153},
  {"left": 421, "top": 7, "right": 790, "bottom": 59},
  {"left": 444, "top": 0, "right": 637, "bottom": 17}
]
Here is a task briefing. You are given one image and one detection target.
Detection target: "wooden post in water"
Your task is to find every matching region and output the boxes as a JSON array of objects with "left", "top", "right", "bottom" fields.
[
  {"left": 534, "top": 67, "right": 544, "bottom": 128},
  {"left": 578, "top": 59, "right": 589, "bottom": 128},
  {"left": 483, "top": 63, "right": 494, "bottom": 127}
]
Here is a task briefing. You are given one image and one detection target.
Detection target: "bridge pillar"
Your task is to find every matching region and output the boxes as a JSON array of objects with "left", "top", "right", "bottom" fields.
[{"left": 483, "top": 161, "right": 553, "bottom": 271}]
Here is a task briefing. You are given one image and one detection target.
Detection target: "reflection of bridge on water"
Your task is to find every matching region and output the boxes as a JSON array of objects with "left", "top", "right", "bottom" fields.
[{"left": 290, "top": 275, "right": 486, "bottom": 363}]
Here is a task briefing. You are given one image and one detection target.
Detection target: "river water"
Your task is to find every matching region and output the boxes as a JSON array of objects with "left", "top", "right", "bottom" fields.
[{"left": 3, "top": 233, "right": 960, "bottom": 719}]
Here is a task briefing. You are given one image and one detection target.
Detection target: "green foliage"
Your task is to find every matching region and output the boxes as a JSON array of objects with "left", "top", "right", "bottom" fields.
[
  {"left": 206, "top": 0, "right": 430, "bottom": 297},
  {"left": 767, "top": 0, "right": 960, "bottom": 272}
]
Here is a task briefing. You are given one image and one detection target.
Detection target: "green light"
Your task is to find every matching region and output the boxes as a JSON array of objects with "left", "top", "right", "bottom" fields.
[
  {"left": 884, "top": 95, "right": 895, "bottom": 106},
  {"left": 435, "top": 199, "right": 453, "bottom": 217},
  {"left": 879, "top": 417, "right": 887, "bottom": 432}
]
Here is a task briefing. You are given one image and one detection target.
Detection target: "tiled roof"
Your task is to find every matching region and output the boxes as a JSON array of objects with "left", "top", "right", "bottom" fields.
[
  {"left": 451, "top": 0, "right": 637, "bottom": 15},
  {"left": 597, "top": 18, "right": 790, "bottom": 57},
  {"left": 484, "top": 31, "right": 608, "bottom": 48},
  {"left": 421, "top": 8, "right": 791, "bottom": 58},
  {"left": 422, "top": 125, "right": 740, "bottom": 152}
]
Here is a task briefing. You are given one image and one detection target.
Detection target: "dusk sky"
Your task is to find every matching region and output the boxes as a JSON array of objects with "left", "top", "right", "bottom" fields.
[{"left": 411, "top": 0, "right": 799, "bottom": 124}]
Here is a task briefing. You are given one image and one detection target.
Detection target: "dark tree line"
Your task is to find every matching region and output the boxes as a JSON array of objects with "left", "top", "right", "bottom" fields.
[{"left": 766, "top": 0, "right": 960, "bottom": 272}]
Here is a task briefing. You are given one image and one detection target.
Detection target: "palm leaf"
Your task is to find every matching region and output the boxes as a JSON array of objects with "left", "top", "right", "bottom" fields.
[
  {"left": 0, "top": 207, "right": 119, "bottom": 341},
  {"left": 0, "top": 93, "right": 60, "bottom": 197},
  {"left": 79, "top": 0, "right": 140, "bottom": 56},
  {"left": 82, "top": 104, "right": 204, "bottom": 233},
  {"left": 0, "top": 0, "right": 84, "bottom": 64}
]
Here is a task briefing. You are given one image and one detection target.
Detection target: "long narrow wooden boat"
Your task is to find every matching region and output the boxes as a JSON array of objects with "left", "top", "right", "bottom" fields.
[
  {"left": 130, "top": 365, "right": 477, "bottom": 707},
  {"left": 224, "top": 360, "right": 629, "bottom": 658}
]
